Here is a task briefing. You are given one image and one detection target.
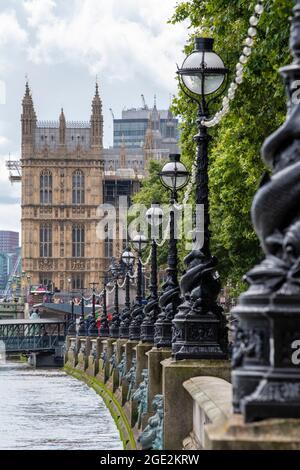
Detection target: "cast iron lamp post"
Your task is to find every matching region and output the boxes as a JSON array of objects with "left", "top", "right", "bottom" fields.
[
  {"left": 88, "top": 282, "right": 99, "bottom": 337},
  {"left": 109, "top": 259, "right": 122, "bottom": 338},
  {"left": 78, "top": 289, "right": 87, "bottom": 337},
  {"left": 99, "top": 275, "right": 110, "bottom": 337},
  {"left": 67, "top": 296, "right": 76, "bottom": 335},
  {"left": 231, "top": 0, "right": 300, "bottom": 422},
  {"left": 172, "top": 37, "right": 229, "bottom": 360},
  {"left": 154, "top": 154, "right": 189, "bottom": 348},
  {"left": 119, "top": 247, "right": 135, "bottom": 338},
  {"left": 129, "top": 234, "right": 148, "bottom": 340},
  {"left": 141, "top": 203, "right": 163, "bottom": 343}
]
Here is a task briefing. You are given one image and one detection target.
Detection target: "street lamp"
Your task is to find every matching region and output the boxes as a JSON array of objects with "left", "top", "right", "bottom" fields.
[
  {"left": 67, "top": 296, "right": 76, "bottom": 335},
  {"left": 140, "top": 204, "right": 163, "bottom": 343},
  {"left": 172, "top": 37, "right": 229, "bottom": 360},
  {"left": 88, "top": 282, "right": 99, "bottom": 337},
  {"left": 160, "top": 154, "right": 190, "bottom": 193},
  {"left": 78, "top": 289, "right": 87, "bottom": 337},
  {"left": 68, "top": 277, "right": 71, "bottom": 297},
  {"left": 119, "top": 247, "right": 135, "bottom": 338},
  {"left": 154, "top": 155, "right": 189, "bottom": 348},
  {"left": 99, "top": 276, "right": 110, "bottom": 337},
  {"left": 109, "top": 259, "right": 122, "bottom": 338},
  {"left": 179, "top": 38, "right": 227, "bottom": 99},
  {"left": 129, "top": 234, "right": 148, "bottom": 340}
]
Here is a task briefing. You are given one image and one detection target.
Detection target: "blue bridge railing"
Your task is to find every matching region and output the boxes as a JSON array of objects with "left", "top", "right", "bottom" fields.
[{"left": 0, "top": 319, "right": 66, "bottom": 354}]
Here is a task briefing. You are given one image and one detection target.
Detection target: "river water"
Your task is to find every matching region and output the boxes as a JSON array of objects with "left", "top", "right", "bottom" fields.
[{"left": 0, "top": 361, "right": 123, "bottom": 450}]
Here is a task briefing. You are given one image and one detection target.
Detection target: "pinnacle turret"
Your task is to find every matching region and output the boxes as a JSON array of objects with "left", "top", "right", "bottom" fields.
[
  {"left": 91, "top": 82, "right": 103, "bottom": 148},
  {"left": 21, "top": 81, "right": 37, "bottom": 149},
  {"left": 59, "top": 108, "right": 66, "bottom": 145}
]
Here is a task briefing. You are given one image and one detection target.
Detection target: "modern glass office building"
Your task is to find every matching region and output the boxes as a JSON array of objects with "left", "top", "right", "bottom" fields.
[{"left": 113, "top": 107, "right": 179, "bottom": 149}]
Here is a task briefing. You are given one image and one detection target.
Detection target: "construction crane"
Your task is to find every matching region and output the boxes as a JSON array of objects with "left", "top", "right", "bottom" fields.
[
  {"left": 3, "top": 253, "right": 21, "bottom": 299},
  {"left": 141, "top": 94, "right": 148, "bottom": 110},
  {"left": 6, "top": 154, "right": 22, "bottom": 183},
  {"left": 109, "top": 108, "right": 115, "bottom": 120}
]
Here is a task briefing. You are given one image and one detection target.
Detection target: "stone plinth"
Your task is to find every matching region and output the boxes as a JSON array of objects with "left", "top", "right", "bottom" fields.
[
  {"left": 65, "top": 336, "right": 71, "bottom": 363},
  {"left": 125, "top": 340, "right": 138, "bottom": 373},
  {"left": 66, "top": 337, "right": 80, "bottom": 368},
  {"left": 162, "top": 357, "right": 231, "bottom": 450},
  {"left": 106, "top": 338, "right": 115, "bottom": 361},
  {"left": 124, "top": 399, "right": 139, "bottom": 428},
  {"left": 86, "top": 338, "right": 101, "bottom": 377},
  {"left": 147, "top": 347, "right": 171, "bottom": 413},
  {"left": 111, "top": 341, "right": 120, "bottom": 392},
  {"left": 97, "top": 339, "right": 110, "bottom": 383},
  {"left": 76, "top": 337, "right": 91, "bottom": 371},
  {"left": 136, "top": 342, "right": 152, "bottom": 387},
  {"left": 183, "top": 376, "right": 232, "bottom": 450},
  {"left": 206, "top": 414, "right": 300, "bottom": 450},
  {"left": 116, "top": 339, "right": 128, "bottom": 364},
  {"left": 121, "top": 377, "right": 130, "bottom": 406}
]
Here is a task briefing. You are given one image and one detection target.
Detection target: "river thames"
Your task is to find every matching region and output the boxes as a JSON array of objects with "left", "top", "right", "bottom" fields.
[{"left": 0, "top": 361, "right": 122, "bottom": 450}]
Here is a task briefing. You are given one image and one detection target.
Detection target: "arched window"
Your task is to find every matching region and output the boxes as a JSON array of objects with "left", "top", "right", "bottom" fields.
[
  {"left": 40, "top": 170, "right": 52, "bottom": 204},
  {"left": 72, "top": 274, "right": 84, "bottom": 290},
  {"left": 72, "top": 170, "right": 85, "bottom": 204},
  {"left": 40, "top": 224, "right": 52, "bottom": 258},
  {"left": 72, "top": 224, "right": 85, "bottom": 258}
]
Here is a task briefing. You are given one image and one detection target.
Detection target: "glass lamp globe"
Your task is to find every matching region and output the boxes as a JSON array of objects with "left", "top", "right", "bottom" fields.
[
  {"left": 132, "top": 234, "right": 148, "bottom": 252},
  {"left": 146, "top": 204, "right": 163, "bottom": 227},
  {"left": 122, "top": 248, "right": 135, "bottom": 267},
  {"left": 179, "top": 37, "right": 227, "bottom": 96},
  {"left": 160, "top": 154, "right": 189, "bottom": 191}
]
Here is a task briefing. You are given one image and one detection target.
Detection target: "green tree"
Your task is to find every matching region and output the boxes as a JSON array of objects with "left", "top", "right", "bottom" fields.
[{"left": 134, "top": 0, "right": 293, "bottom": 296}]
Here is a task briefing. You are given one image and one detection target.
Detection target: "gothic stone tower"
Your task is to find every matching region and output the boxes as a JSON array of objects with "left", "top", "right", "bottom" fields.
[{"left": 21, "top": 83, "right": 104, "bottom": 292}]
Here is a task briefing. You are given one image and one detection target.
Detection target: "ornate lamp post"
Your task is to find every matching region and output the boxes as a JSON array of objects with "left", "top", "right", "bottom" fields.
[
  {"left": 109, "top": 260, "right": 122, "bottom": 338},
  {"left": 67, "top": 296, "right": 76, "bottom": 335},
  {"left": 119, "top": 247, "right": 135, "bottom": 338},
  {"left": 99, "top": 276, "right": 110, "bottom": 337},
  {"left": 172, "top": 38, "right": 229, "bottom": 360},
  {"left": 129, "top": 234, "right": 148, "bottom": 340},
  {"left": 154, "top": 154, "right": 189, "bottom": 348},
  {"left": 141, "top": 203, "right": 163, "bottom": 343},
  {"left": 231, "top": 0, "right": 300, "bottom": 422},
  {"left": 88, "top": 282, "right": 99, "bottom": 337},
  {"left": 78, "top": 290, "right": 87, "bottom": 337}
]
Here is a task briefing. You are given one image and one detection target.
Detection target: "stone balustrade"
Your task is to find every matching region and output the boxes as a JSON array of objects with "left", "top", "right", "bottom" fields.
[
  {"left": 64, "top": 335, "right": 231, "bottom": 450},
  {"left": 182, "top": 376, "right": 232, "bottom": 450},
  {"left": 64, "top": 333, "right": 300, "bottom": 450}
]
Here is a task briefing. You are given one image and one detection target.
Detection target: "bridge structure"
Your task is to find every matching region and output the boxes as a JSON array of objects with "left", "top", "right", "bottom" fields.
[{"left": 0, "top": 319, "right": 67, "bottom": 366}]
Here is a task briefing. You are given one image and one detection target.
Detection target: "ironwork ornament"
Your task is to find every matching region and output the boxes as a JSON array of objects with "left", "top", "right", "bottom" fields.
[{"left": 232, "top": 0, "right": 300, "bottom": 422}]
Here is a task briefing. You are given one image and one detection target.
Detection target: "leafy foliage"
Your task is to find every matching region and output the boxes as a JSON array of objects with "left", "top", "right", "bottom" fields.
[{"left": 134, "top": 0, "right": 293, "bottom": 296}]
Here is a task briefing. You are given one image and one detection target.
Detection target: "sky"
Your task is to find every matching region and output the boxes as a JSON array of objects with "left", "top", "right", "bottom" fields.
[{"left": 0, "top": 0, "right": 189, "bottom": 234}]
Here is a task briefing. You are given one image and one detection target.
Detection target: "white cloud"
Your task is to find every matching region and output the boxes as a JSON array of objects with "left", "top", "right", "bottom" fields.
[
  {"left": 0, "top": 136, "right": 9, "bottom": 147},
  {"left": 22, "top": 0, "right": 187, "bottom": 91},
  {"left": 0, "top": 10, "right": 27, "bottom": 47},
  {"left": 23, "top": 0, "right": 56, "bottom": 27}
]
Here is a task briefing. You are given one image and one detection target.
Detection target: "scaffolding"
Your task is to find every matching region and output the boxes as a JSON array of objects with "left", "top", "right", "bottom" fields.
[{"left": 6, "top": 159, "right": 21, "bottom": 183}]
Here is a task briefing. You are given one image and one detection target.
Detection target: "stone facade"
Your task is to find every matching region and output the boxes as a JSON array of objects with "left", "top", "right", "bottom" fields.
[
  {"left": 21, "top": 83, "right": 105, "bottom": 291},
  {"left": 19, "top": 83, "right": 180, "bottom": 290}
]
